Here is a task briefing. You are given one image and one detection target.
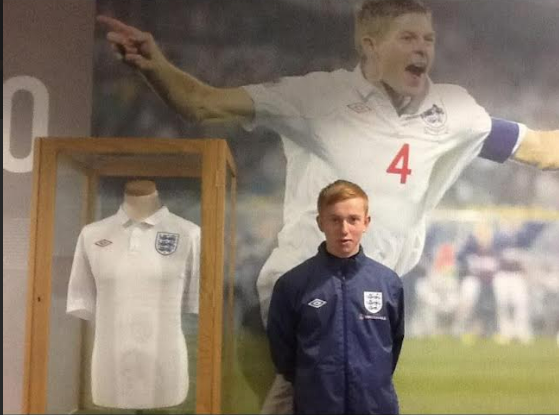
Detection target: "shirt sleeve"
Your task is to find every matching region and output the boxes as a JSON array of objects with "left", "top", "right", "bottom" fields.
[
  {"left": 241, "top": 71, "right": 336, "bottom": 147},
  {"left": 479, "top": 118, "right": 526, "bottom": 162},
  {"left": 267, "top": 276, "right": 297, "bottom": 383},
  {"left": 241, "top": 77, "right": 310, "bottom": 140},
  {"left": 66, "top": 230, "right": 96, "bottom": 321},
  {"left": 182, "top": 226, "right": 201, "bottom": 315},
  {"left": 391, "top": 279, "right": 405, "bottom": 374}
]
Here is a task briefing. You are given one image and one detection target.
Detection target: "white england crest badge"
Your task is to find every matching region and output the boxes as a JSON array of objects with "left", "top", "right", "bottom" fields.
[
  {"left": 364, "top": 291, "right": 382, "bottom": 314},
  {"left": 420, "top": 103, "right": 448, "bottom": 135},
  {"left": 155, "top": 232, "right": 179, "bottom": 255}
]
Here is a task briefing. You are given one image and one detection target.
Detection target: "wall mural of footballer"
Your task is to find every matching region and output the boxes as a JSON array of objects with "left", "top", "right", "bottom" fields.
[{"left": 92, "top": 0, "right": 558, "bottom": 413}]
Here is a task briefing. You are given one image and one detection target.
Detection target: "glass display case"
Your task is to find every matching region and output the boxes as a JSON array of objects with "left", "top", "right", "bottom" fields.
[{"left": 22, "top": 137, "right": 237, "bottom": 414}]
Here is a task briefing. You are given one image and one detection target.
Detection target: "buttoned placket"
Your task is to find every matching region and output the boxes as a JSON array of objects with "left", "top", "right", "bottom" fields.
[
  {"left": 352, "top": 64, "right": 428, "bottom": 135},
  {"left": 129, "top": 224, "right": 142, "bottom": 253},
  {"left": 127, "top": 222, "right": 154, "bottom": 254},
  {"left": 358, "top": 90, "right": 407, "bottom": 140},
  {"left": 118, "top": 206, "right": 167, "bottom": 254}
]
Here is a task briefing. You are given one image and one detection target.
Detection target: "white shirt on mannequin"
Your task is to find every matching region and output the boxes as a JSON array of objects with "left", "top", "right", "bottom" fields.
[{"left": 67, "top": 182, "right": 200, "bottom": 409}]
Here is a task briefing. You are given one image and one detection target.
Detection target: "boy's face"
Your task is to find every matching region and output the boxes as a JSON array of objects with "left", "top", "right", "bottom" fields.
[
  {"left": 317, "top": 197, "right": 370, "bottom": 258},
  {"left": 363, "top": 12, "right": 435, "bottom": 98}
]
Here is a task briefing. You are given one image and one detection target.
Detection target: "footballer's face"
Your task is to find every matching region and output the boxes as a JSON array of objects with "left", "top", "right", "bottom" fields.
[
  {"left": 317, "top": 197, "right": 370, "bottom": 258},
  {"left": 363, "top": 12, "right": 435, "bottom": 100}
]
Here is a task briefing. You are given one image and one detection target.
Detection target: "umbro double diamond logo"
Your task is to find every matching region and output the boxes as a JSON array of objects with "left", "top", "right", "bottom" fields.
[
  {"left": 95, "top": 239, "right": 112, "bottom": 248},
  {"left": 308, "top": 298, "right": 326, "bottom": 308}
]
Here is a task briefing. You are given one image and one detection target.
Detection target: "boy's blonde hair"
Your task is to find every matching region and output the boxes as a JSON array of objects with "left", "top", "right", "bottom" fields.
[{"left": 317, "top": 180, "right": 369, "bottom": 214}]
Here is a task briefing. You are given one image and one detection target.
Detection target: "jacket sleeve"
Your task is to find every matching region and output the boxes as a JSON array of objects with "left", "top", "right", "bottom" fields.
[
  {"left": 267, "top": 276, "right": 297, "bottom": 383},
  {"left": 391, "top": 281, "right": 405, "bottom": 373}
]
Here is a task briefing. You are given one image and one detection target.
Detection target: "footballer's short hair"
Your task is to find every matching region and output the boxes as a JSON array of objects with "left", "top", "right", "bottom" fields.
[{"left": 355, "top": 0, "right": 431, "bottom": 55}]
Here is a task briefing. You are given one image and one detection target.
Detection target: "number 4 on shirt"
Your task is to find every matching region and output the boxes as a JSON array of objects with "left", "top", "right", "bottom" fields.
[{"left": 386, "top": 144, "right": 412, "bottom": 184}]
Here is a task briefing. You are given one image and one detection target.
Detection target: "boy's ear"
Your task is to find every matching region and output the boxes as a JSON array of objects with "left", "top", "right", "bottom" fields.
[
  {"left": 316, "top": 215, "right": 324, "bottom": 232},
  {"left": 364, "top": 214, "right": 371, "bottom": 231}
]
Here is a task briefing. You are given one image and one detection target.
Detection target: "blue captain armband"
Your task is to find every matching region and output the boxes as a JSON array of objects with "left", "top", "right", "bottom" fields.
[{"left": 479, "top": 118, "right": 522, "bottom": 163}]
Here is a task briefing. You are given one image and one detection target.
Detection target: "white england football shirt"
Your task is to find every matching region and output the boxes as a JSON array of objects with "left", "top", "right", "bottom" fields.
[
  {"left": 243, "top": 66, "right": 524, "bottom": 322},
  {"left": 66, "top": 206, "right": 200, "bottom": 409}
]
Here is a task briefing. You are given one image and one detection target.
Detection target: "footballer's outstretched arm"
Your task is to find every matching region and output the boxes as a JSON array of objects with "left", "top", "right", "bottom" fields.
[
  {"left": 513, "top": 129, "right": 559, "bottom": 171},
  {"left": 97, "top": 15, "right": 254, "bottom": 124}
]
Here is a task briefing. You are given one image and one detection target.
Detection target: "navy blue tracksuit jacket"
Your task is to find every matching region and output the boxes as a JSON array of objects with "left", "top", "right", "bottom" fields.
[{"left": 267, "top": 243, "right": 405, "bottom": 414}]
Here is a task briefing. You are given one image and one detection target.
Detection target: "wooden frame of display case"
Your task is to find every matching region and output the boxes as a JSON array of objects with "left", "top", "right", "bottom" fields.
[{"left": 22, "top": 137, "right": 237, "bottom": 414}]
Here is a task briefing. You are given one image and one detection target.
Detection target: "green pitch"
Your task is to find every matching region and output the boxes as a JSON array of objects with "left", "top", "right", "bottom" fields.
[
  {"left": 227, "top": 333, "right": 559, "bottom": 414},
  {"left": 75, "top": 333, "right": 559, "bottom": 414},
  {"left": 394, "top": 337, "right": 559, "bottom": 414}
]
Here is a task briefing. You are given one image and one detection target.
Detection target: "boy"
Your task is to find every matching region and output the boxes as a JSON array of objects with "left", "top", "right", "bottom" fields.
[{"left": 267, "top": 180, "right": 404, "bottom": 414}]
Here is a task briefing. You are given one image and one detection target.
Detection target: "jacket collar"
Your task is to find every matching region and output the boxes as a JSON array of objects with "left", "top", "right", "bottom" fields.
[{"left": 317, "top": 241, "right": 367, "bottom": 277}]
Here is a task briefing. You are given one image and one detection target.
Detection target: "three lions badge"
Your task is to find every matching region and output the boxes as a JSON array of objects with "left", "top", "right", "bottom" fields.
[
  {"left": 364, "top": 291, "right": 383, "bottom": 314},
  {"left": 155, "top": 232, "right": 179, "bottom": 255}
]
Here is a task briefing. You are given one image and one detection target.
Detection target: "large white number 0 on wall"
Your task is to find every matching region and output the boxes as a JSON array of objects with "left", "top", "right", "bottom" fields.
[{"left": 3, "top": 76, "right": 49, "bottom": 173}]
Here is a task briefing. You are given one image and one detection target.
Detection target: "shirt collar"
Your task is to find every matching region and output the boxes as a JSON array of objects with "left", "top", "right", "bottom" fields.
[
  {"left": 351, "top": 64, "right": 380, "bottom": 100},
  {"left": 351, "top": 64, "right": 433, "bottom": 115},
  {"left": 116, "top": 205, "right": 169, "bottom": 226}
]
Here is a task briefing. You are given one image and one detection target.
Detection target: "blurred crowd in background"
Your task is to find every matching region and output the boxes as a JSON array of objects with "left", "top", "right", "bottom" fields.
[
  {"left": 407, "top": 219, "right": 559, "bottom": 344},
  {"left": 92, "top": 0, "right": 559, "bottom": 340}
]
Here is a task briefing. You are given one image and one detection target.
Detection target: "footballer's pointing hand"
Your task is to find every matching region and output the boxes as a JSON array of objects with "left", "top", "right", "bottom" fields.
[
  {"left": 96, "top": 15, "right": 254, "bottom": 124},
  {"left": 97, "top": 15, "right": 166, "bottom": 73}
]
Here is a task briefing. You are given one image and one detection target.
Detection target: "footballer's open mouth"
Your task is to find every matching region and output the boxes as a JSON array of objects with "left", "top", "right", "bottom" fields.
[{"left": 406, "top": 63, "right": 427, "bottom": 77}]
